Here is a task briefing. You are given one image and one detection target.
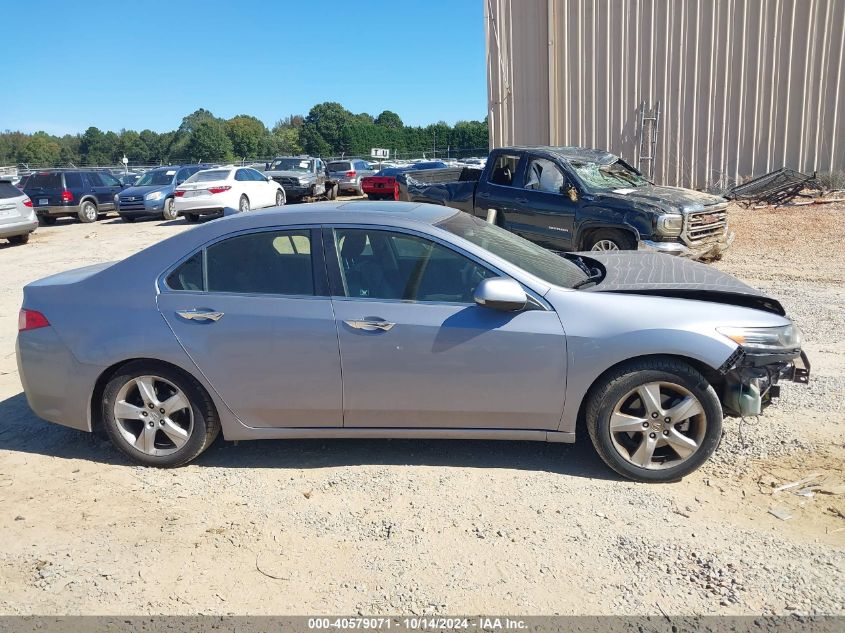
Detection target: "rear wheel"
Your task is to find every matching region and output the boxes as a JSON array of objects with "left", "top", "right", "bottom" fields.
[
  {"left": 239, "top": 195, "right": 250, "bottom": 213},
  {"left": 101, "top": 361, "right": 220, "bottom": 467},
  {"left": 356, "top": 180, "right": 365, "bottom": 196},
  {"left": 162, "top": 197, "right": 178, "bottom": 221},
  {"left": 38, "top": 215, "right": 57, "bottom": 226},
  {"left": 78, "top": 200, "right": 98, "bottom": 223},
  {"left": 586, "top": 229, "right": 636, "bottom": 252},
  {"left": 586, "top": 358, "right": 722, "bottom": 482},
  {"left": 328, "top": 184, "right": 338, "bottom": 200},
  {"left": 8, "top": 233, "right": 30, "bottom": 245}
]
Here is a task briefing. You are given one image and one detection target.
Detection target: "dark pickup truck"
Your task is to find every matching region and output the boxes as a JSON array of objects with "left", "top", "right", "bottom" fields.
[{"left": 401, "top": 146, "right": 733, "bottom": 259}]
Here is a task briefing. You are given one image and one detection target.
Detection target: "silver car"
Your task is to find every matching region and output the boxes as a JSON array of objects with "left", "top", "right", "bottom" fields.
[
  {"left": 0, "top": 179, "right": 38, "bottom": 245},
  {"left": 327, "top": 159, "right": 376, "bottom": 195},
  {"left": 16, "top": 202, "right": 809, "bottom": 481}
]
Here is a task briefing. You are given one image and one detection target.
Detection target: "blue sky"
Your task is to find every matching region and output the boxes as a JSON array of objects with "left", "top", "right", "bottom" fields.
[{"left": 0, "top": 0, "right": 486, "bottom": 135}]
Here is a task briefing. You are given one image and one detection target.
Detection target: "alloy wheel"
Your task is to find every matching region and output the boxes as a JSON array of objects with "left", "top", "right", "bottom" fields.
[
  {"left": 608, "top": 381, "right": 707, "bottom": 470},
  {"left": 113, "top": 375, "right": 194, "bottom": 456},
  {"left": 591, "top": 239, "right": 620, "bottom": 251},
  {"left": 239, "top": 196, "right": 250, "bottom": 213}
]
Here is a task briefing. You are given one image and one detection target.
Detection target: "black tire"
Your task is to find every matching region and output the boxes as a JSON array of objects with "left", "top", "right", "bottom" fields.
[
  {"left": 121, "top": 214, "right": 136, "bottom": 223},
  {"left": 185, "top": 213, "right": 200, "bottom": 223},
  {"left": 275, "top": 190, "right": 285, "bottom": 207},
  {"left": 8, "top": 233, "right": 30, "bottom": 245},
  {"left": 101, "top": 361, "right": 220, "bottom": 468},
  {"left": 78, "top": 200, "right": 98, "bottom": 223},
  {"left": 585, "top": 228, "right": 637, "bottom": 252},
  {"left": 162, "top": 197, "right": 178, "bottom": 221},
  {"left": 239, "top": 195, "right": 250, "bottom": 213},
  {"left": 39, "top": 215, "right": 57, "bottom": 226},
  {"left": 585, "top": 357, "right": 723, "bottom": 483}
]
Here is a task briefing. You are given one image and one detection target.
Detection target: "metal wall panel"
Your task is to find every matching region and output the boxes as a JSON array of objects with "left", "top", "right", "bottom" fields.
[{"left": 485, "top": 0, "right": 845, "bottom": 189}]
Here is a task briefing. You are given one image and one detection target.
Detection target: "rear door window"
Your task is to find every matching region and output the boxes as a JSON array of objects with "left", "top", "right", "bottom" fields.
[
  {"left": 487, "top": 153, "right": 521, "bottom": 187},
  {"left": 85, "top": 172, "right": 104, "bottom": 187}
]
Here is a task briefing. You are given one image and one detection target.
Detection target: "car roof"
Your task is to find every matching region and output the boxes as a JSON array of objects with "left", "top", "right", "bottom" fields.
[
  {"left": 506, "top": 146, "right": 618, "bottom": 165},
  {"left": 189, "top": 202, "right": 459, "bottom": 234}
]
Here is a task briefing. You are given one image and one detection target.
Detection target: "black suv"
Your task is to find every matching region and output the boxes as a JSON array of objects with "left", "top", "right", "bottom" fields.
[{"left": 24, "top": 169, "right": 124, "bottom": 224}]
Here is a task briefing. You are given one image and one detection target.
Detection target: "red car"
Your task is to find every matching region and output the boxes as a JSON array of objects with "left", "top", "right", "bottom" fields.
[{"left": 362, "top": 162, "right": 448, "bottom": 200}]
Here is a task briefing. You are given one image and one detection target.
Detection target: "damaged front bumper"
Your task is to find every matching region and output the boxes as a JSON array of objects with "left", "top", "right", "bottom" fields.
[
  {"left": 639, "top": 231, "right": 735, "bottom": 260},
  {"left": 720, "top": 348, "right": 810, "bottom": 417}
]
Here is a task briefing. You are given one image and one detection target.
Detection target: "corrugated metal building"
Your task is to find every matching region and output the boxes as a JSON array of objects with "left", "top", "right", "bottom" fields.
[{"left": 485, "top": 0, "right": 845, "bottom": 189}]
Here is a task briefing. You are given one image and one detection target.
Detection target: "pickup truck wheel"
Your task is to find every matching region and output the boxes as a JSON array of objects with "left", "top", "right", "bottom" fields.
[
  {"left": 38, "top": 215, "right": 57, "bottom": 226},
  {"left": 78, "top": 200, "right": 98, "bottom": 223},
  {"left": 162, "top": 198, "right": 178, "bottom": 221},
  {"left": 586, "top": 229, "right": 636, "bottom": 252},
  {"left": 586, "top": 358, "right": 722, "bottom": 483}
]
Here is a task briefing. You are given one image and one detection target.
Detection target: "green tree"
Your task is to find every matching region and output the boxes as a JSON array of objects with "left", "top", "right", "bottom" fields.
[
  {"left": 118, "top": 130, "right": 149, "bottom": 163},
  {"left": 185, "top": 119, "right": 233, "bottom": 162},
  {"left": 300, "top": 102, "right": 353, "bottom": 155},
  {"left": 375, "top": 110, "right": 403, "bottom": 129},
  {"left": 20, "top": 132, "right": 62, "bottom": 165},
  {"left": 226, "top": 115, "right": 268, "bottom": 159}
]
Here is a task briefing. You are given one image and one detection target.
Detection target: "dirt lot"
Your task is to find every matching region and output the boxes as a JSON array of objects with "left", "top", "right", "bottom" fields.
[{"left": 0, "top": 201, "right": 843, "bottom": 616}]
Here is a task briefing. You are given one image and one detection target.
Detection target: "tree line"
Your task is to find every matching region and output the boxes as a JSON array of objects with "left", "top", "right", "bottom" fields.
[{"left": 0, "top": 102, "right": 489, "bottom": 167}]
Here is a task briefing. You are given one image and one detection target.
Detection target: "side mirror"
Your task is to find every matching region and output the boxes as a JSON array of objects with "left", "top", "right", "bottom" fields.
[{"left": 473, "top": 277, "right": 527, "bottom": 312}]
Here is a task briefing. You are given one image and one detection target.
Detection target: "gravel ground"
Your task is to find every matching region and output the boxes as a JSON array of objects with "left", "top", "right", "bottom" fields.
[{"left": 0, "top": 201, "right": 842, "bottom": 616}]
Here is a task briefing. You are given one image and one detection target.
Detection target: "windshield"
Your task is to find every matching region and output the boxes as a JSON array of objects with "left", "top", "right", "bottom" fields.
[
  {"left": 186, "top": 169, "right": 231, "bottom": 183},
  {"left": 269, "top": 158, "right": 312, "bottom": 172},
  {"left": 135, "top": 169, "right": 175, "bottom": 186},
  {"left": 570, "top": 159, "right": 648, "bottom": 190},
  {"left": 437, "top": 213, "right": 587, "bottom": 289}
]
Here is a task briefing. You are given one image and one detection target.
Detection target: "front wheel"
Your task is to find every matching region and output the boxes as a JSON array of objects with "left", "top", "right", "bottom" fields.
[
  {"left": 239, "top": 195, "right": 250, "bottom": 213},
  {"left": 586, "top": 229, "right": 636, "bottom": 252},
  {"left": 78, "top": 200, "right": 98, "bottom": 223},
  {"left": 101, "top": 361, "right": 220, "bottom": 467},
  {"left": 162, "top": 197, "right": 178, "bottom": 221},
  {"left": 275, "top": 190, "right": 285, "bottom": 206},
  {"left": 585, "top": 358, "right": 723, "bottom": 482}
]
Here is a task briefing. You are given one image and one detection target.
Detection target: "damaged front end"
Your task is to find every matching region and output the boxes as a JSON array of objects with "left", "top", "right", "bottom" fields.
[{"left": 719, "top": 346, "right": 811, "bottom": 417}]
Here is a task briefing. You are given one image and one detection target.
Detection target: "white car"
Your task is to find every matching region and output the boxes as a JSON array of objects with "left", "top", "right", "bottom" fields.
[
  {"left": 0, "top": 178, "right": 38, "bottom": 245},
  {"left": 174, "top": 166, "right": 286, "bottom": 222}
]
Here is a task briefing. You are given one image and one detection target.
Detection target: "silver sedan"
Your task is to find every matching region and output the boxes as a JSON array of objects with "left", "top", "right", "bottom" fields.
[{"left": 16, "top": 202, "right": 808, "bottom": 481}]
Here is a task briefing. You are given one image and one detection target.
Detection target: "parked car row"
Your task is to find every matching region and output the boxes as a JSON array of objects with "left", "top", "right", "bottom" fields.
[
  {"left": 361, "top": 161, "right": 448, "bottom": 200},
  {"left": 0, "top": 177, "right": 38, "bottom": 245}
]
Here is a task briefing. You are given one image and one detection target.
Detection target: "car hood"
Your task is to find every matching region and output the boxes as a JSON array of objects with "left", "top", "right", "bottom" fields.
[
  {"left": 120, "top": 184, "right": 171, "bottom": 197},
  {"left": 596, "top": 185, "right": 726, "bottom": 212},
  {"left": 577, "top": 252, "right": 785, "bottom": 315},
  {"left": 266, "top": 170, "right": 312, "bottom": 179}
]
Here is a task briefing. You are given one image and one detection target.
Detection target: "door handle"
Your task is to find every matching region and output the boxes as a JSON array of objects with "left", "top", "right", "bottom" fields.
[
  {"left": 344, "top": 319, "right": 395, "bottom": 332},
  {"left": 176, "top": 310, "right": 224, "bottom": 322}
]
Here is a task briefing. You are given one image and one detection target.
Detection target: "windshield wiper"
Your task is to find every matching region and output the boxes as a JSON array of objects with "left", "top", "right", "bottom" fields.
[{"left": 573, "top": 273, "right": 602, "bottom": 289}]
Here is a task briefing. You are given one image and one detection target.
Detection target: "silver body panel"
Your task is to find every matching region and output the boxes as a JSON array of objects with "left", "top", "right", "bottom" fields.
[{"left": 17, "top": 202, "right": 793, "bottom": 444}]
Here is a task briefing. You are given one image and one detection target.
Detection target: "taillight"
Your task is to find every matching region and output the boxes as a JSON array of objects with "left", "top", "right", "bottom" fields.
[
  {"left": 61, "top": 190, "right": 73, "bottom": 203},
  {"left": 346, "top": 171, "right": 357, "bottom": 178},
  {"left": 18, "top": 309, "right": 50, "bottom": 332},
  {"left": 174, "top": 190, "right": 186, "bottom": 197},
  {"left": 23, "top": 199, "right": 33, "bottom": 207},
  {"left": 208, "top": 186, "right": 231, "bottom": 194}
]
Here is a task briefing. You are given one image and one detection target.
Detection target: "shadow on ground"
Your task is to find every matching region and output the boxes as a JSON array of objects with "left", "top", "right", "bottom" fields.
[{"left": 0, "top": 392, "right": 619, "bottom": 481}]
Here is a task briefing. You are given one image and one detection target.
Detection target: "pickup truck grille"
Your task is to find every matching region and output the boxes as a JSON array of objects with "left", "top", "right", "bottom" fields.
[
  {"left": 273, "top": 177, "right": 300, "bottom": 188},
  {"left": 683, "top": 203, "right": 728, "bottom": 243}
]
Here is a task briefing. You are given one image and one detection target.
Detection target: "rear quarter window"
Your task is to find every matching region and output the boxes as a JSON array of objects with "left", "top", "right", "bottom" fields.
[{"left": 64, "top": 173, "right": 83, "bottom": 188}]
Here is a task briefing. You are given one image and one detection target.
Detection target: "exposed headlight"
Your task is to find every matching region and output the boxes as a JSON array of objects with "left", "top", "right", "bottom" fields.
[
  {"left": 657, "top": 213, "right": 683, "bottom": 236},
  {"left": 717, "top": 324, "right": 802, "bottom": 352},
  {"left": 145, "top": 191, "right": 163, "bottom": 201}
]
